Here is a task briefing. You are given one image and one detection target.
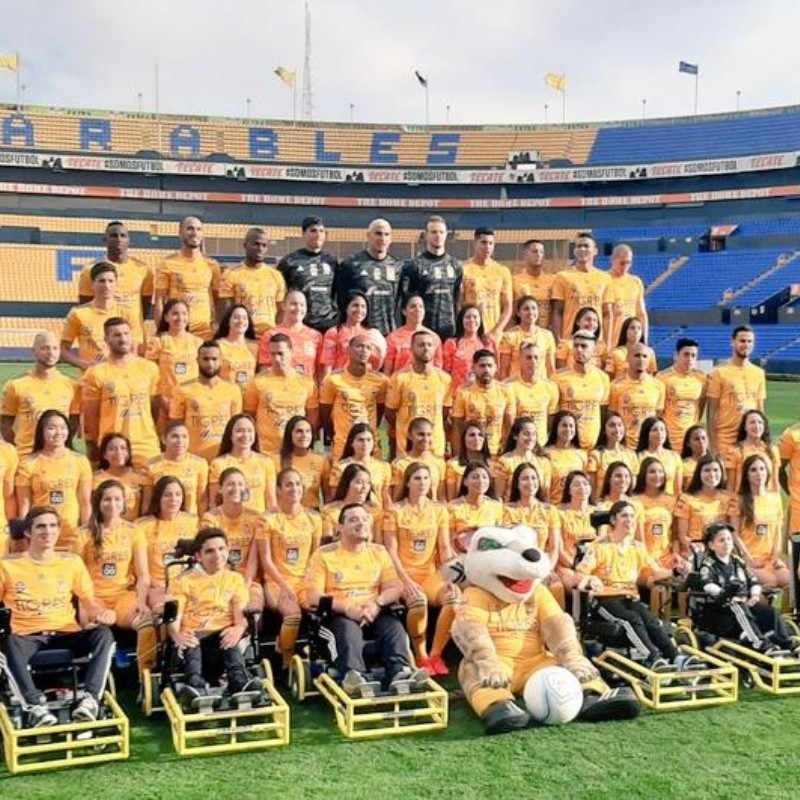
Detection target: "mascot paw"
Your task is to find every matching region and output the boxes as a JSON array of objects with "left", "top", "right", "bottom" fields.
[
  {"left": 579, "top": 687, "right": 640, "bottom": 723},
  {"left": 482, "top": 700, "right": 531, "bottom": 735},
  {"left": 480, "top": 671, "right": 510, "bottom": 689}
]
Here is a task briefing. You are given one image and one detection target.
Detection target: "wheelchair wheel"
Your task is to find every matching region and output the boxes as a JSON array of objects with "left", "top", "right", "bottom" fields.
[
  {"left": 783, "top": 615, "right": 800, "bottom": 637},
  {"left": 289, "top": 654, "right": 307, "bottom": 701}
]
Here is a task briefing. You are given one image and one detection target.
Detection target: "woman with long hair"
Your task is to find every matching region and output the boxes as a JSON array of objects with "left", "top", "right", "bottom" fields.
[
  {"left": 391, "top": 417, "right": 447, "bottom": 501},
  {"left": 383, "top": 294, "right": 443, "bottom": 375},
  {"left": 727, "top": 410, "right": 781, "bottom": 493},
  {"left": 321, "top": 463, "right": 383, "bottom": 543},
  {"left": 441, "top": 304, "right": 497, "bottom": 394},
  {"left": 16, "top": 409, "right": 91, "bottom": 550},
  {"left": 587, "top": 411, "right": 640, "bottom": 499},
  {"left": 213, "top": 303, "right": 258, "bottom": 390},
  {"left": 445, "top": 422, "right": 492, "bottom": 501},
  {"left": 384, "top": 462, "right": 458, "bottom": 676},
  {"left": 680, "top": 424, "right": 710, "bottom": 485},
  {"left": 605, "top": 317, "right": 658, "bottom": 380},
  {"left": 636, "top": 416, "right": 683, "bottom": 495},
  {"left": 494, "top": 416, "right": 552, "bottom": 501},
  {"left": 447, "top": 461, "right": 502, "bottom": 554},
  {"left": 674, "top": 453, "right": 729, "bottom": 557},
  {"left": 327, "top": 422, "right": 388, "bottom": 506},
  {"left": 93, "top": 432, "right": 147, "bottom": 521},
  {"left": 498, "top": 295, "right": 556, "bottom": 380},
  {"left": 319, "top": 291, "right": 386, "bottom": 379},
  {"left": 556, "top": 306, "right": 607, "bottom": 370},
  {"left": 544, "top": 410, "right": 588, "bottom": 504},
  {"left": 276, "top": 415, "right": 330, "bottom": 509},
  {"left": 556, "top": 470, "right": 597, "bottom": 590}
]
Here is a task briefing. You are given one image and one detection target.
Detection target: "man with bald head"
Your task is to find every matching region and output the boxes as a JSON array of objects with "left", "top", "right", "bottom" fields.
[
  {"left": 604, "top": 243, "right": 648, "bottom": 350},
  {"left": 608, "top": 342, "right": 665, "bottom": 445},
  {"left": 334, "top": 219, "right": 401, "bottom": 337},
  {"left": 2, "top": 331, "right": 79, "bottom": 457},
  {"left": 154, "top": 215, "right": 222, "bottom": 338}
]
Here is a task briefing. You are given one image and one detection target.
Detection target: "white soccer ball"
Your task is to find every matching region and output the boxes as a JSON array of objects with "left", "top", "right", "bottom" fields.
[{"left": 523, "top": 666, "right": 583, "bottom": 725}]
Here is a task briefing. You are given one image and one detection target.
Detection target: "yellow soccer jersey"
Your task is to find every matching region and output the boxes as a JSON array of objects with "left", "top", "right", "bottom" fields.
[
  {"left": 145, "top": 331, "right": 202, "bottom": 397},
  {"left": 657, "top": 367, "right": 707, "bottom": 450},
  {"left": 606, "top": 273, "right": 645, "bottom": 346},
  {"left": 451, "top": 381, "right": 513, "bottom": 456},
  {"left": 504, "top": 377, "right": 559, "bottom": 448},
  {"left": 328, "top": 456, "right": 387, "bottom": 505},
  {"left": 93, "top": 468, "right": 148, "bottom": 522},
  {"left": 674, "top": 492, "right": 730, "bottom": 543},
  {"left": 608, "top": 376, "right": 665, "bottom": 446},
  {"left": 638, "top": 449, "right": 683, "bottom": 496},
  {"left": 385, "top": 367, "right": 451, "bottom": 457},
  {"left": 155, "top": 252, "right": 222, "bottom": 336},
  {"left": 243, "top": 370, "right": 319, "bottom": 454},
  {"left": 61, "top": 303, "right": 136, "bottom": 364},
  {"left": 545, "top": 447, "right": 589, "bottom": 504},
  {"left": 305, "top": 541, "right": 397, "bottom": 605},
  {"left": 172, "top": 567, "right": 249, "bottom": 633},
  {"left": 144, "top": 455, "right": 209, "bottom": 515},
  {"left": 320, "top": 501, "right": 383, "bottom": 543},
  {"left": 391, "top": 453, "right": 446, "bottom": 498},
  {"left": 551, "top": 267, "right": 611, "bottom": 340},
  {"left": 447, "top": 497, "right": 504, "bottom": 541},
  {"left": 218, "top": 264, "right": 286, "bottom": 335},
  {"left": 0, "top": 442, "right": 18, "bottom": 533},
  {"left": 384, "top": 500, "right": 449, "bottom": 580},
  {"left": 0, "top": 552, "right": 94, "bottom": 635},
  {"left": 261, "top": 507, "right": 322, "bottom": 585},
  {"left": 634, "top": 493, "right": 677, "bottom": 567},
  {"left": 577, "top": 538, "right": 656, "bottom": 598},
  {"left": 319, "top": 369, "right": 388, "bottom": 460},
  {"left": 217, "top": 339, "right": 257, "bottom": 390},
  {"left": 1, "top": 370, "right": 79, "bottom": 458},
  {"left": 727, "top": 491, "right": 783, "bottom": 562},
  {"left": 272, "top": 452, "right": 330, "bottom": 510},
  {"left": 779, "top": 423, "right": 800, "bottom": 512},
  {"left": 82, "top": 358, "right": 161, "bottom": 467},
  {"left": 493, "top": 453, "right": 553, "bottom": 501},
  {"left": 554, "top": 367, "right": 610, "bottom": 450},
  {"left": 169, "top": 378, "right": 243, "bottom": 462},
  {"left": 586, "top": 447, "right": 639, "bottom": 494},
  {"left": 137, "top": 512, "right": 199, "bottom": 587},
  {"left": 499, "top": 326, "right": 556, "bottom": 380},
  {"left": 557, "top": 506, "right": 596, "bottom": 565},
  {"left": 727, "top": 442, "right": 781, "bottom": 493},
  {"left": 502, "top": 501, "right": 559, "bottom": 551},
  {"left": 201, "top": 506, "right": 265, "bottom": 574},
  {"left": 73, "top": 520, "right": 144, "bottom": 599},
  {"left": 210, "top": 452, "right": 277, "bottom": 513},
  {"left": 606, "top": 345, "right": 658, "bottom": 381},
  {"left": 462, "top": 259, "right": 512, "bottom": 333},
  {"left": 512, "top": 271, "right": 556, "bottom": 329}
]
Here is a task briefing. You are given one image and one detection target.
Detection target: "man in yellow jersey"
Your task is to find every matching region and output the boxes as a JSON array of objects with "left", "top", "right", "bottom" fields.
[
  {"left": 385, "top": 330, "right": 451, "bottom": 459},
  {"left": 603, "top": 244, "right": 648, "bottom": 349},
  {"left": 218, "top": 227, "right": 286, "bottom": 336},
  {"left": 2, "top": 331, "right": 79, "bottom": 457},
  {"left": 657, "top": 337, "right": 707, "bottom": 450},
  {"left": 460, "top": 227, "right": 513, "bottom": 338},
  {"left": 169, "top": 527, "right": 261, "bottom": 707},
  {"left": 82, "top": 318, "right": 161, "bottom": 467},
  {"left": 504, "top": 342, "right": 559, "bottom": 448},
  {"left": 779, "top": 424, "right": 800, "bottom": 533},
  {"left": 78, "top": 221, "right": 152, "bottom": 342},
  {"left": 608, "top": 344, "right": 665, "bottom": 445},
  {"left": 513, "top": 239, "right": 556, "bottom": 330},
  {"left": 169, "top": 342, "right": 242, "bottom": 462},
  {"left": 305, "top": 503, "right": 426, "bottom": 695},
  {"left": 61, "top": 261, "right": 135, "bottom": 369},
  {"left": 243, "top": 333, "right": 319, "bottom": 452},
  {"left": 154, "top": 216, "right": 222, "bottom": 338},
  {"left": 0, "top": 507, "right": 116, "bottom": 727},
  {"left": 451, "top": 349, "right": 514, "bottom": 456},
  {"left": 320, "top": 335, "right": 388, "bottom": 460},
  {"left": 706, "top": 325, "right": 766, "bottom": 470},
  {"left": 551, "top": 232, "right": 611, "bottom": 344},
  {"left": 554, "top": 330, "right": 610, "bottom": 450}
]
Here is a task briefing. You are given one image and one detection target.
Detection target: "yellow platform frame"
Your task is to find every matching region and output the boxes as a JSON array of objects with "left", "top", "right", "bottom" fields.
[
  {"left": 0, "top": 691, "right": 129, "bottom": 775},
  {"left": 706, "top": 639, "right": 800, "bottom": 695},
  {"left": 593, "top": 646, "right": 738, "bottom": 711}
]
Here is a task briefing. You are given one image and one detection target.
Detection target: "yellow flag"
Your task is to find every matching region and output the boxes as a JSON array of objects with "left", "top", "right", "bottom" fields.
[
  {"left": 0, "top": 54, "right": 19, "bottom": 72},
  {"left": 544, "top": 72, "right": 566, "bottom": 92},
  {"left": 274, "top": 66, "right": 296, "bottom": 88}
]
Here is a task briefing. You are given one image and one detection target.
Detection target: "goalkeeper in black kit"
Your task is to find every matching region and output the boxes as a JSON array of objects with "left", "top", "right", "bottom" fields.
[
  {"left": 277, "top": 215, "right": 339, "bottom": 333},
  {"left": 399, "top": 215, "right": 462, "bottom": 340}
]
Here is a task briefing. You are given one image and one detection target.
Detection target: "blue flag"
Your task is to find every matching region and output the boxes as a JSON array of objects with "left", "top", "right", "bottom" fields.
[{"left": 679, "top": 61, "right": 698, "bottom": 76}]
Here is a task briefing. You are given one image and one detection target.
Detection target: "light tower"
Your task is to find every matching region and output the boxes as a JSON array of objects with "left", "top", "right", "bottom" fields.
[{"left": 301, "top": 2, "right": 313, "bottom": 120}]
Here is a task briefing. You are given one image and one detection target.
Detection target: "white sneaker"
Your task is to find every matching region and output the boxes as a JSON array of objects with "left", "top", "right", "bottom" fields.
[
  {"left": 27, "top": 704, "right": 57, "bottom": 728},
  {"left": 71, "top": 695, "right": 99, "bottom": 722},
  {"left": 341, "top": 669, "right": 368, "bottom": 696}
]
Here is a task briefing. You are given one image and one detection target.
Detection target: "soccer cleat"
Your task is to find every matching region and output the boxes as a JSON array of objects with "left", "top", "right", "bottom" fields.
[
  {"left": 71, "top": 695, "right": 99, "bottom": 722},
  {"left": 341, "top": 669, "right": 368, "bottom": 696},
  {"left": 429, "top": 655, "right": 449, "bottom": 676},
  {"left": 417, "top": 656, "right": 437, "bottom": 674},
  {"left": 580, "top": 687, "right": 641, "bottom": 723},
  {"left": 27, "top": 704, "right": 57, "bottom": 728},
  {"left": 482, "top": 700, "right": 531, "bottom": 735}
]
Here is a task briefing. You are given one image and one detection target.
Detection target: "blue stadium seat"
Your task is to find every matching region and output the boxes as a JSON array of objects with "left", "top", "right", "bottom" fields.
[
  {"left": 650, "top": 325, "right": 800, "bottom": 362},
  {"left": 729, "top": 259, "right": 800, "bottom": 307},
  {"left": 592, "top": 225, "right": 708, "bottom": 242}
]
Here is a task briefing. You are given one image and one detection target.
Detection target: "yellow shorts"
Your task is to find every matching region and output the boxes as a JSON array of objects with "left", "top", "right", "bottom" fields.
[
  {"left": 408, "top": 570, "right": 449, "bottom": 605},
  {"left": 264, "top": 580, "right": 307, "bottom": 610}
]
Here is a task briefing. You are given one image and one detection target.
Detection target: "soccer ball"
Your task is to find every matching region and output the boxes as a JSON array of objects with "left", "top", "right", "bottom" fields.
[{"left": 523, "top": 666, "right": 583, "bottom": 725}]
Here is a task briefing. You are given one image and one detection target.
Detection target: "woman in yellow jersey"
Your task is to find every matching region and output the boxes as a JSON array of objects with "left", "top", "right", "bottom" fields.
[
  {"left": 93, "top": 433, "right": 148, "bottom": 521},
  {"left": 727, "top": 410, "right": 781, "bottom": 493},
  {"left": 441, "top": 305, "right": 498, "bottom": 395},
  {"left": 588, "top": 411, "right": 640, "bottom": 498},
  {"left": 208, "top": 413, "right": 277, "bottom": 513},
  {"left": 213, "top": 304, "right": 258, "bottom": 391},
  {"left": 276, "top": 415, "right": 330, "bottom": 510},
  {"left": 260, "top": 468, "right": 322, "bottom": 669},
  {"left": 142, "top": 420, "right": 209, "bottom": 516},
  {"left": 498, "top": 295, "right": 556, "bottom": 380},
  {"left": 327, "top": 422, "right": 388, "bottom": 506},
  {"left": 605, "top": 317, "right": 658, "bottom": 381},
  {"left": 680, "top": 424, "right": 710, "bottom": 486},
  {"left": 494, "top": 416, "right": 552, "bottom": 501},
  {"left": 727, "top": 454, "right": 790, "bottom": 591},
  {"left": 556, "top": 470, "right": 597, "bottom": 590},
  {"left": 145, "top": 299, "right": 202, "bottom": 431},
  {"left": 445, "top": 422, "right": 492, "bottom": 501},
  {"left": 74, "top": 479, "right": 150, "bottom": 628},
  {"left": 391, "top": 417, "right": 447, "bottom": 501},
  {"left": 201, "top": 467, "right": 265, "bottom": 608},
  {"left": 448, "top": 461, "right": 503, "bottom": 554},
  {"left": 636, "top": 415, "right": 683, "bottom": 495},
  {"left": 384, "top": 462, "right": 458, "bottom": 677},
  {"left": 322, "top": 463, "right": 383, "bottom": 543},
  {"left": 596, "top": 461, "right": 638, "bottom": 512},
  {"left": 674, "top": 454, "right": 730, "bottom": 557},
  {"left": 544, "top": 411, "right": 588, "bottom": 505},
  {"left": 555, "top": 306, "right": 607, "bottom": 370},
  {"left": 502, "top": 462, "right": 564, "bottom": 605},
  {"left": 16, "top": 410, "right": 92, "bottom": 550}
]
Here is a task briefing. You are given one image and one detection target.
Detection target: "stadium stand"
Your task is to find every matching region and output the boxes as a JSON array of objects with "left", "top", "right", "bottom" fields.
[
  {"left": 727, "top": 253, "right": 800, "bottom": 307},
  {"left": 649, "top": 324, "right": 800, "bottom": 361}
]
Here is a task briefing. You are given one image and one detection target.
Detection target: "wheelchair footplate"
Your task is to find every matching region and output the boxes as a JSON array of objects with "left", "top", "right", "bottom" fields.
[
  {"left": 593, "top": 645, "right": 739, "bottom": 711},
  {"left": 706, "top": 639, "right": 800, "bottom": 695},
  {"left": 0, "top": 691, "right": 129, "bottom": 774}
]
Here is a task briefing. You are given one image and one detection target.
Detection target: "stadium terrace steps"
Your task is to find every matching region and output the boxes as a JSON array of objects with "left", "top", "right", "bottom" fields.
[
  {"left": 727, "top": 252, "right": 800, "bottom": 307},
  {"left": 649, "top": 324, "right": 800, "bottom": 362},
  {"left": 592, "top": 225, "right": 709, "bottom": 242}
]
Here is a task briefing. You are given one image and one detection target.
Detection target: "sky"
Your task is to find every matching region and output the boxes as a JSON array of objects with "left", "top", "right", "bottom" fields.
[{"left": 1, "top": 0, "right": 798, "bottom": 127}]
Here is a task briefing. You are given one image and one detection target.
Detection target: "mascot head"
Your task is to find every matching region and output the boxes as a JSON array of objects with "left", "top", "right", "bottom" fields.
[{"left": 459, "top": 525, "right": 551, "bottom": 604}]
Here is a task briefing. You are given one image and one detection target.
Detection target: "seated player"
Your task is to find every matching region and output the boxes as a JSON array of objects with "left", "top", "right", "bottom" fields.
[
  {"left": 0, "top": 506, "right": 116, "bottom": 726},
  {"left": 305, "top": 503, "right": 427, "bottom": 696},
  {"left": 169, "top": 527, "right": 262, "bottom": 708}
]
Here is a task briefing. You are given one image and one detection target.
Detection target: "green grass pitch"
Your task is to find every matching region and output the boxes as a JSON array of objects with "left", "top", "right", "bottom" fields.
[{"left": 0, "top": 367, "right": 797, "bottom": 799}]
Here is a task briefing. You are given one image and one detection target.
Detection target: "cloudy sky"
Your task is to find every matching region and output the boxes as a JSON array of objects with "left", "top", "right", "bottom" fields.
[{"left": 1, "top": 0, "right": 798, "bottom": 126}]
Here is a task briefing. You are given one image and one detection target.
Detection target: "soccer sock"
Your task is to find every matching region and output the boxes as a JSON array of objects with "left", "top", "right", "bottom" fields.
[
  {"left": 279, "top": 615, "right": 302, "bottom": 668},
  {"left": 136, "top": 623, "right": 158, "bottom": 672},
  {"left": 431, "top": 600, "right": 457, "bottom": 658},
  {"left": 406, "top": 597, "right": 429, "bottom": 660}
]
